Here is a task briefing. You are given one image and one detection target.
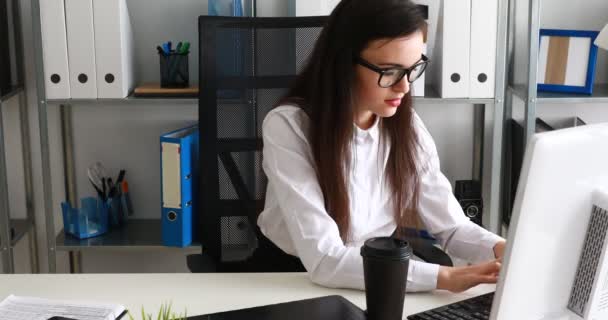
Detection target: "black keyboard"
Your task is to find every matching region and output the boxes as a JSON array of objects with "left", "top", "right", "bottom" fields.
[{"left": 407, "top": 292, "right": 494, "bottom": 320}]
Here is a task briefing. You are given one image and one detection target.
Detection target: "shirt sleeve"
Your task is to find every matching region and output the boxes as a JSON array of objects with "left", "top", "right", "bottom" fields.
[
  {"left": 414, "top": 113, "right": 505, "bottom": 264},
  {"left": 262, "top": 109, "right": 440, "bottom": 292}
]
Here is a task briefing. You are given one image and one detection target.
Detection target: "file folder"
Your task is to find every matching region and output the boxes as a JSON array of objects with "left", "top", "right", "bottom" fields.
[
  {"left": 65, "top": 0, "right": 97, "bottom": 99},
  {"left": 469, "top": 0, "right": 498, "bottom": 98},
  {"left": 437, "top": 0, "right": 471, "bottom": 98},
  {"left": 39, "top": 0, "right": 71, "bottom": 99},
  {"left": 93, "top": 0, "right": 134, "bottom": 98},
  {"left": 161, "top": 125, "right": 199, "bottom": 247}
]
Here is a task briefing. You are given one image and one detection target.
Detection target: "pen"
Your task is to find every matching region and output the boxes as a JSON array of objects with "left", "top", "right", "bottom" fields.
[
  {"left": 122, "top": 180, "right": 134, "bottom": 215},
  {"left": 180, "top": 42, "right": 190, "bottom": 54},
  {"left": 157, "top": 45, "right": 165, "bottom": 56},
  {"left": 101, "top": 177, "right": 107, "bottom": 201},
  {"left": 88, "top": 175, "right": 104, "bottom": 199},
  {"left": 107, "top": 177, "right": 115, "bottom": 198}
]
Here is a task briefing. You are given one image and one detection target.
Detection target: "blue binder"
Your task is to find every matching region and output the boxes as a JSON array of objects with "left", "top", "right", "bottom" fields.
[{"left": 160, "top": 124, "right": 199, "bottom": 247}]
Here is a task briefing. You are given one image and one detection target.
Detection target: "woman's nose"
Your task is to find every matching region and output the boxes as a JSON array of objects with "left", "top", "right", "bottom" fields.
[{"left": 392, "top": 76, "right": 410, "bottom": 94}]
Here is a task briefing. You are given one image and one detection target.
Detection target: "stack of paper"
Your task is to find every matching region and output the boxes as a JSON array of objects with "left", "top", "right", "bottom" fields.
[{"left": 0, "top": 295, "right": 126, "bottom": 320}]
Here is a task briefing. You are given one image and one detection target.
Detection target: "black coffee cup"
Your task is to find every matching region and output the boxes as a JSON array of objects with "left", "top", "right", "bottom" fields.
[{"left": 361, "top": 237, "right": 412, "bottom": 320}]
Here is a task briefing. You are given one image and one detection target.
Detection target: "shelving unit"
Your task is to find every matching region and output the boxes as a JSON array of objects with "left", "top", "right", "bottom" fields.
[
  {"left": 503, "top": 0, "right": 608, "bottom": 228},
  {"left": 0, "top": 0, "right": 39, "bottom": 273},
  {"left": 55, "top": 219, "right": 200, "bottom": 252},
  {"left": 31, "top": 0, "right": 509, "bottom": 273},
  {"left": 510, "top": 84, "right": 608, "bottom": 105}
]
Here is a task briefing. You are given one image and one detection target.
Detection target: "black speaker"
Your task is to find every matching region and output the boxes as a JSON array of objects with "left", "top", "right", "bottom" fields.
[
  {"left": 454, "top": 180, "right": 483, "bottom": 226},
  {"left": 0, "top": 0, "right": 12, "bottom": 95}
]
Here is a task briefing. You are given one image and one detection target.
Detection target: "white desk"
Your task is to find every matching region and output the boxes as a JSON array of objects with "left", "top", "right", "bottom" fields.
[{"left": 0, "top": 273, "right": 494, "bottom": 318}]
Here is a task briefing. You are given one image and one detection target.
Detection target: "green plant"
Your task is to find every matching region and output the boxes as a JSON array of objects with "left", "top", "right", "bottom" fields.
[{"left": 127, "top": 302, "right": 187, "bottom": 320}]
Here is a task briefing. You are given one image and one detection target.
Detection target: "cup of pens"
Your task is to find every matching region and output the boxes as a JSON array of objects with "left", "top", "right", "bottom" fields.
[
  {"left": 87, "top": 162, "right": 134, "bottom": 228},
  {"left": 158, "top": 41, "right": 190, "bottom": 88}
]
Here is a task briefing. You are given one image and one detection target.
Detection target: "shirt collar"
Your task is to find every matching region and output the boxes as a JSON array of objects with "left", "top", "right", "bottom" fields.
[{"left": 354, "top": 116, "right": 380, "bottom": 143}]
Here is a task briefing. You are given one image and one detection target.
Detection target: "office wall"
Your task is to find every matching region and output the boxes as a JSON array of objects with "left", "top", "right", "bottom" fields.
[{"left": 9, "top": 0, "right": 608, "bottom": 273}]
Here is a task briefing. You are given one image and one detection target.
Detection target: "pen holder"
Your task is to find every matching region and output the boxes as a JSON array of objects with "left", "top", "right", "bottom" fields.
[
  {"left": 61, "top": 197, "right": 110, "bottom": 239},
  {"left": 107, "top": 195, "right": 127, "bottom": 227},
  {"left": 159, "top": 53, "right": 189, "bottom": 88}
]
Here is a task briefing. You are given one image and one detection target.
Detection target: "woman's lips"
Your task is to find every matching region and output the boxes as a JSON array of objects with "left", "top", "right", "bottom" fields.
[{"left": 384, "top": 98, "right": 402, "bottom": 107}]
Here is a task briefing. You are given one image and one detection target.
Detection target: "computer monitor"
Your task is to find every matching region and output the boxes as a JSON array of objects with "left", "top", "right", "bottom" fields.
[{"left": 491, "top": 123, "right": 608, "bottom": 319}]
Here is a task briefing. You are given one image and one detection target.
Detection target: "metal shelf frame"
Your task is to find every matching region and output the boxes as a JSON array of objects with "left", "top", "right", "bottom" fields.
[
  {"left": 0, "top": 0, "right": 39, "bottom": 274},
  {"left": 31, "top": 0, "right": 509, "bottom": 272},
  {"left": 510, "top": 84, "right": 608, "bottom": 105},
  {"left": 503, "top": 0, "right": 608, "bottom": 229}
]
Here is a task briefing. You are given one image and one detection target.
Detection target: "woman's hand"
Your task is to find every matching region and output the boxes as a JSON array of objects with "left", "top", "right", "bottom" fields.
[
  {"left": 493, "top": 240, "right": 506, "bottom": 259},
  {"left": 437, "top": 260, "right": 501, "bottom": 293}
]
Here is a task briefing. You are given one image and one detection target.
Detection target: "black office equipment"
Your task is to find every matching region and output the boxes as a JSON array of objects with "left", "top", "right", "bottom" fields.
[
  {"left": 187, "top": 295, "right": 366, "bottom": 320},
  {"left": 0, "top": 0, "right": 12, "bottom": 95},
  {"left": 504, "top": 117, "right": 586, "bottom": 225},
  {"left": 407, "top": 292, "right": 494, "bottom": 320},
  {"left": 191, "top": 15, "right": 327, "bottom": 272},
  {"left": 454, "top": 180, "right": 483, "bottom": 226}
]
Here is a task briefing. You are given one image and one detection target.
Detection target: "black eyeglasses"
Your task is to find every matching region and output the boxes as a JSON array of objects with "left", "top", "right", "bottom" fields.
[{"left": 356, "top": 54, "right": 429, "bottom": 88}]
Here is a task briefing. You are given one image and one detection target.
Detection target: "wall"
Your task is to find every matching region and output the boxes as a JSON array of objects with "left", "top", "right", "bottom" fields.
[{"left": 8, "top": 0, "right": 608, "bottom": 273}]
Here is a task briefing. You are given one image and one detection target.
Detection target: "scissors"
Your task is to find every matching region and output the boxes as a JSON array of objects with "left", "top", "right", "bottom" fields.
[{"left": 87, "top": 162, "right": 109, "bottom": 200}]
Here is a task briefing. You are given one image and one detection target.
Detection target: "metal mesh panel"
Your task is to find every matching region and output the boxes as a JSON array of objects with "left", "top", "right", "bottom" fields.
[
  {"left": 568, "top": 205, "right": 608, "bottom": 316},
  {"left": 217, "top": 100, "right": 256, "bottom": 139},
  {"left": 255, "top": 27, "right": 322, "bottom": 76},
  {"left": 217, "top": 151, "right": 264, "bottom": 200},
  {"left": 256, "top": 88, "right": 288, "bottom": 135},
  {"left": 294, "top": 28, "right": 322, "bottom": 73},
  {"left": 201, "top": 17, "right": 325, "bottom": 265},
  {"left": 220, "top": 216, "right": 256, "bottom": 262},
  {"left": 216, "top": 27, "right": 254, "bottom": 78}
]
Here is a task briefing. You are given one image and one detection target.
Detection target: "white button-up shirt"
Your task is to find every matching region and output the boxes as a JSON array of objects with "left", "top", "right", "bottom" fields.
[{"left": 258, "top": 105, "right": 504, "bottom": 292}]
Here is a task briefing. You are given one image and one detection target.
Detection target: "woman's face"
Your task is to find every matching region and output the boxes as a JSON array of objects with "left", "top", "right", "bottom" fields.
[{"left": 353, "top": 31, "right": 424, "bottom": 129}]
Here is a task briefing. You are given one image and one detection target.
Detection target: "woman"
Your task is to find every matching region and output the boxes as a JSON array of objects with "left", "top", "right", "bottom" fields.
[{"left": 257, "top": 0, "right": 506, "bottom": 292}]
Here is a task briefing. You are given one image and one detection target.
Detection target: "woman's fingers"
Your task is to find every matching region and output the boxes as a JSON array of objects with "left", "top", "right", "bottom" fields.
[
  {"left": 475, "top": 274, "right": 499, "bottom": 284},
  {"left": 475, "top": 260, "right": 502, "bottom": 275}
]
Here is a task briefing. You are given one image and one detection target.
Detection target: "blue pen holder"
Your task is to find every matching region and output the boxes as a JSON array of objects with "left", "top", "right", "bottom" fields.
[
  {"left": 61, "top": 195, "right": 127, "bottom": 239},
  {"left": 61, "top": 197, "right": 110, "bottom": 239}
]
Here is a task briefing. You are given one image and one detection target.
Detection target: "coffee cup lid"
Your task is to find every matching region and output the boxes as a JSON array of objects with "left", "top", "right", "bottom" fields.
[{"left": 360, "top": 237, "right": 412, "bottom": 261}]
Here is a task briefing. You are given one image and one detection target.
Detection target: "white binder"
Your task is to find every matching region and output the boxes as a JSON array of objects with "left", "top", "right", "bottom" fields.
[
  {"left": 469, "top": 0, "right": 498, "bottom": 98},
  {"left": 39, "top": 0, "right": 71, "bottom": 99},
  {"left": 438, "top": 0, "right": 470, "bottom": 98},
  {"left": 291, "top": 0, "right": 339, "bottom": 16},
  {"left": 65, "top": 0, "right": 97, "bottom": 99},
  {"left": 93, "top": 0, "right": 134, "bottom": 98}
]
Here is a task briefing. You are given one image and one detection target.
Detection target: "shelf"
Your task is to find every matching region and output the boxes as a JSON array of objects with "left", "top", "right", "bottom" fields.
[
  {"left": 510, "top": 84, "right": 608, "bottom": 104},
  {"left": 46, "top": 95, "right": 198, "bottom": 106},
  {"left": 0, "top": 85, "right": 24, "bottom": 104},
  {"left": 45, "top": 85, "right": 496, "bottom": 106},
  {"left": 55, "top": 219, "right": 201, "bottom": 252},
  {"left": 413, "top": 85, "right": 495, "bottom": 105}
]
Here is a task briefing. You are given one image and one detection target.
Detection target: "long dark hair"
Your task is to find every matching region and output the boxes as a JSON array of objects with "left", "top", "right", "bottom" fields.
[{"left": 280, "top": 0, "right": 426, "bottom": 241}]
